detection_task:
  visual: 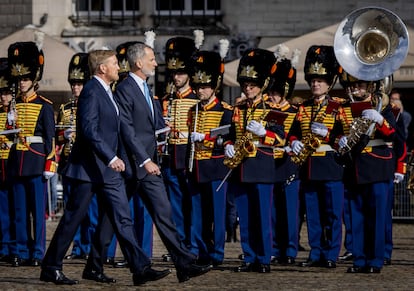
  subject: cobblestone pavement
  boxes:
[0,219,413,290]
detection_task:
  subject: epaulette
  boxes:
[221,101,233,110]
[38,95,53,104]
[331,96,347,104]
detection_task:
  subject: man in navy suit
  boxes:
[40,49,170,286]
[115,42,212,283]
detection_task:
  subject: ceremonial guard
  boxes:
[160,36,198,259]
[267,46,300,265]
[333,7,408,273]
[8,40,56,267]
[225,48,284,273]
[289,45,344,269]
[187,41,232,266]
[336,71,396,273]
[0,58,14,263]
[56,52,97,261]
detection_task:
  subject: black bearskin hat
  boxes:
[165,37,196,74]
[237,48,276,90]
[68,52,90,85]
[304,45,338,86]
[0,58,11,92]
[8,41,44,82]
[190,50,224,89]
[116,41,141,78]
[268,58,296,99]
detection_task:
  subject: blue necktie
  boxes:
[143,82,154,117]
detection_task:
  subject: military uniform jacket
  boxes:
[0,106,13,184]
[188,97,233,183]
[8,93,56,177]
[270,101,299,182]
[339,101,396,184]
[56,100,76,174]
[289,96,344,181]
[161,87,198,170]
[230,95,286,183]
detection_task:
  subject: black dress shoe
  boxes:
[299,259,321,267]
[65,254,88,260]
[31,258,42,267]
[133,266,171,285]
[346,266,365,273]
[162,253,172,262]
[365,266,381,273]
[11,256,29,267]
[286,257,296,265]
[384,258,391,265]
[256,264,271,273]
[339,252,354,261]
[82,269,116,283]
[113,260,128,268]
[104,257,115,265]
[233,262,256,272]
[40,269,78,285]
[177,263,212,283]
[325,260,336,268]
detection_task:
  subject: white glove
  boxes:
[7,111,15,125]
[64,128,74,139]
[311,122,328,137]
[246,120,266,137]
[225,144,235,158]
[190,132,205,142]
[291,140,304,155]
[43,171,55,180]
[283,146,292,153]
[362,109,384,125]
[338,136,348,150]
[394,173,404,184]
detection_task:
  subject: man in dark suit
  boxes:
[40,49,170,286]
[115,42,212,283]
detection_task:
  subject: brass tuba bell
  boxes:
[334,6,409,81]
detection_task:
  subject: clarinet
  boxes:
[68,95,76,152]
[10,82,18,143]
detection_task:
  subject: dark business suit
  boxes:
[115,74,196,269]
[41,77,150,274]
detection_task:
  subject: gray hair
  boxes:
[126,42,151,68]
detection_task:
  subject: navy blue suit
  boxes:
[115,74,196,270]
[42,77,150,274]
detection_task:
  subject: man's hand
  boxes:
[311,122,328,137]
[43,171,55,180]
[143,160,161,176]
[109,157,125,172]
[338,136,348,150]
[225,144,235,158]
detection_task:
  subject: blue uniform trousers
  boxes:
[303,180,344,262]
[384,179,394,261]
[343,188,353,254]
[272,179,300,259]
[0,185,11,256]
[189,180,226,263]
[234,182,273,265]
[162,167,189,244]
[349,181,388,268]
[12,175,47,260]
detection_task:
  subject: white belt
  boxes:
[177,132,189,139]
[366,139,386,147]
[315,144,334,152]
[24,136,44,143]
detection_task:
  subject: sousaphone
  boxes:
[334,6,409,81]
